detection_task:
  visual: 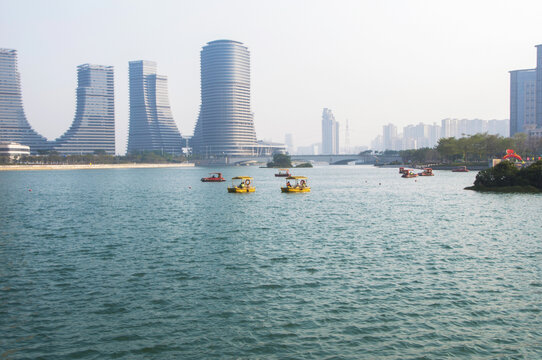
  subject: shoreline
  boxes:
[0,163,195,171]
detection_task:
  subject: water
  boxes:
[1,166,541,359]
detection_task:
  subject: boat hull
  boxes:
[228,187,255,193]
[281,187,311,193]
[201,178,225,182]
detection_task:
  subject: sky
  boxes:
[2,0,542,154]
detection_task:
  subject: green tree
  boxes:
[267,153,292,168]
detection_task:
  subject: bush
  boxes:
[473,160,542,189]
[267,153,292,168]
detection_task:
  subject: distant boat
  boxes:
[452,166,469,172]
[402,170,418,178]
[201,172,225,182]
[275,168,290,177]
[418,168,434,176]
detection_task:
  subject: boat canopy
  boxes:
[286,176,307,180]
[232,176,253,180]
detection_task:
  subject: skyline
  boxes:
[2,0,542,154]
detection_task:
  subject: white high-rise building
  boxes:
[54,64,115,155]
[321,108,339,154]
[127,60,182,154]
[382,123,398,150]
[0,49,50,153]
[192,40,258,156]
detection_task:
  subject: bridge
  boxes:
[196,154,401,166]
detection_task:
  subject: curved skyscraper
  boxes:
[0,49,50,153]
[192,40,257,156]
[127,60,182,154]
[54,64,115,155]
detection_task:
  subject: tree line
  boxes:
[398,133,542,164]
[1,150,188,165]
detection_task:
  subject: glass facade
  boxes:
[192,40,257,156]
[509,69,536,136]
[0,49,50,153]
[127,60,182,154]
[536,45,542,129]
[54,64,115,155]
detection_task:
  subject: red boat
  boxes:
[418,168,434,176]
[201,172,225,182]
[275,169,291,177]
[452,166,469,172]
[402,170,418,178]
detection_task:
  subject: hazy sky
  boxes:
[2,0,542,154]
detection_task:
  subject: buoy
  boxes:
[379,183,381,185]
[188,186,191,189]
[28,189,32,192]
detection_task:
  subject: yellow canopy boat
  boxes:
[228,176,255,193]
[281,176,310,193]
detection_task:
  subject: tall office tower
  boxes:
[510,69,536,136]
[284,133,294,154]
[192,40,257,156]
[382,123,397,150]
[344,119,350,153]
[54,64,115,154]
[127,61,182,154]
[321,108,339,154]
[0,49,50,153]
[536,45,542,129]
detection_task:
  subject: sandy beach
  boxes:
[0,163,195,171]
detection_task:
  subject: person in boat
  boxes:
[300,180,306,188]
[286,181,291,188]
[239,181,245,188]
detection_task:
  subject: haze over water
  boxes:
[1,166,541,359]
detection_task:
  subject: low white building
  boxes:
[0,142,30,159]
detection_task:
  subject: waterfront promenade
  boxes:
[0,163,194,171]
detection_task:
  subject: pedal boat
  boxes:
[227,176,255,193]
[201,172,225,182]
[401,170,418,178]
[452,166,469,172]
[418,168,434,176]
[281,176,311,193]
[275,168,291,177]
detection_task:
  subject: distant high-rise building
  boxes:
[428,123,441,147]
[536,45,542,129]
[510,70,536,137]
[382,123,397,150]
[0,49,50,153]
[510,69,537,136]
[54,64,115,155]
[127,60,182,154]
[321,108,339,154]
[284,133,294,154]
[192,40,258,156]
[510,44,542,136]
